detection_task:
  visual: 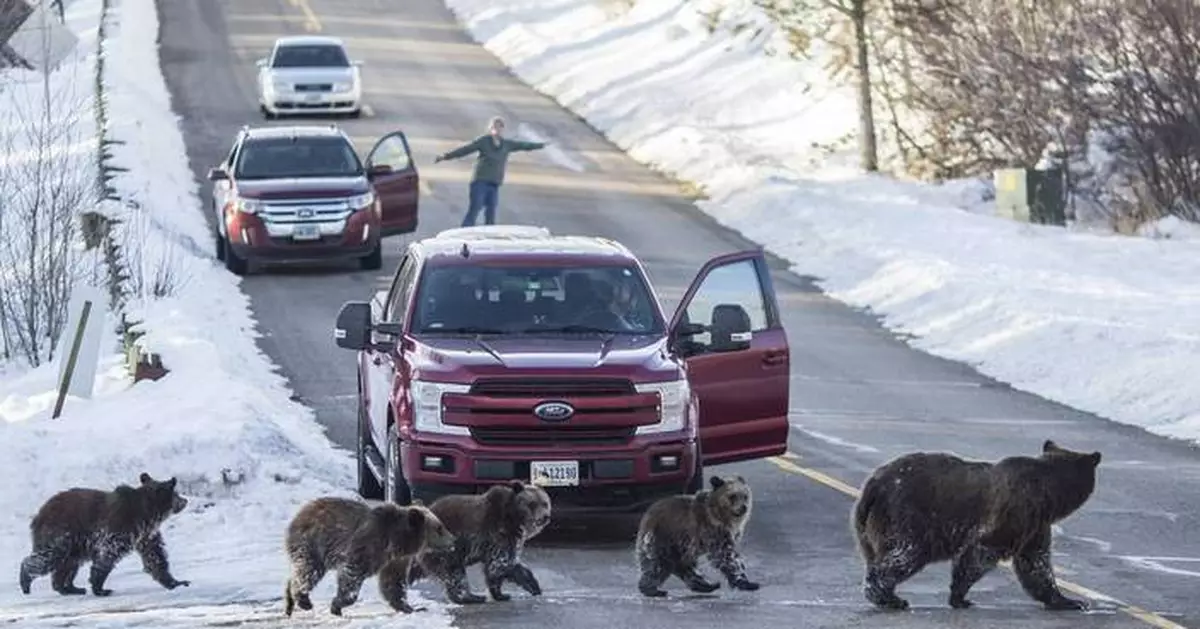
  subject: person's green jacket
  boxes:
[437,135,546,185]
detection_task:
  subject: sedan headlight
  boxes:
[271,79,290,92]
[332,81,353,93]
[232,196,263,215]
[635,379,689,435]
[411,381,471,436]
[348,191,375,209]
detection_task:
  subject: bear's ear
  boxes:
[167,477,177,490]
[709,476,724,490]
[509,480,525,494]
[139,472,153,485]
[1089,451,1102,467]
[1042,440,1059,454]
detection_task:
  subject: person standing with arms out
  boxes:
[434,116,547,227]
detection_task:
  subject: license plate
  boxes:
[292,224,320,240]
[304,92,323,102]
[530,461,579,487]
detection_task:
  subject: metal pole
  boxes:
[52,300,91,419]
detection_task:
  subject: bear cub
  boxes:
[635,475,760,597]
[283,496,454,617]
[406,480,552,605]
[19,472,190,597]
[852,439,1102,611]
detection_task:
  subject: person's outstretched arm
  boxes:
[436,137,483,162]
[507,139,546,152]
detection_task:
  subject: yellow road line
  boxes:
[287,0,321,32]
[766,454,1188,628]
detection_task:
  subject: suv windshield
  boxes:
[271,44,349,68]
[412,264,664,335]
[234,136,362,179]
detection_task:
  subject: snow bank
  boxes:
[0,0,452,625]
[442,0,1200,442]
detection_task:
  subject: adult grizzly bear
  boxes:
[634,475,759,597]
[406,480,552,605]
[283,497,454,617]
[852,440,1102,611]
[18,473,190,597]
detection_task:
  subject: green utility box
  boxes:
[993,167,1066,226]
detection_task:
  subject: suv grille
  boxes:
[470,378,635,397]
[470,427,635,446]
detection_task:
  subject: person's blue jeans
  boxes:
[462,180,500,226]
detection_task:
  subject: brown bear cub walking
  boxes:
[19,473,190,597]
[283,496,454,617]
[406,480,552,605]
[852,440,1102,611]
[635,475,760,597]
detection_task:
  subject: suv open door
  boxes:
[365,131,419,236]
[669,250,790,466]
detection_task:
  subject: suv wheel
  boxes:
[214,230,226,261]
[359,241,383,271]
[224,237,249,276]
[259,103,276,120]
[383,423,412,505]
[356,391,383,500]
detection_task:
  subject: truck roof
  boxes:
[418,226,639,266]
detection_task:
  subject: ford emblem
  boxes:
[298,208,314,218]
[533,401,574,422]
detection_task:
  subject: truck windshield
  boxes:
[412,264,664,335]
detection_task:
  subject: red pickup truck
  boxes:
[333,225,790,513]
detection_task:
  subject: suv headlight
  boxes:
[635,379,689,435]
[411,381,470,436]
[232,196,263,215]
[348,190,375,209]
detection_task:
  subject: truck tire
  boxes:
[383,423,412,505]
[356,393,383,500]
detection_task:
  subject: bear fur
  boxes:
[283,496,454,617]
[852,439,1102,611]
[18,472,190,597]
[634,475,759,597]
[405,480,552,605]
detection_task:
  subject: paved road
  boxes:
[158,0,1200,627]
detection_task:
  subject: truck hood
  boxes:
[410,334,682,382]
[234,176,369,199]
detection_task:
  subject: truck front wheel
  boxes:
[355,393,383,500]
[384,423,413,505]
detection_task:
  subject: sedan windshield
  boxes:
[234,137,363,179]
[412,264,664,335]
[271,44,349,68]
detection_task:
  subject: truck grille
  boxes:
[293,83,332,92]
[470,378,635,397]
[470,427,635,446]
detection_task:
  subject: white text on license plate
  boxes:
[530,461,579,487]
[292,224,320,240]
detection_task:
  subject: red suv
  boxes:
[333,225,790,512]
[206,124,420,275]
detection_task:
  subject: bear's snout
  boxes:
[172,495,188,514]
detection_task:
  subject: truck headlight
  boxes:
[635,380,689,435]
[348,190,375,209]
[411,381,470,436]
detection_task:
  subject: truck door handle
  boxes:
[762,350,787,366]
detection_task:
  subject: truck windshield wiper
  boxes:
[522,324,619,334]
[424,325,507,335]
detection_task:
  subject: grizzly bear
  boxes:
[852,440,1102,611]
[405,480,552,604]
[634,475,760,597]
[283,496,455,617]
[18,472,190,597]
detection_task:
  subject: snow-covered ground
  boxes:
[443,0,1200,443]
[0,1,452,626]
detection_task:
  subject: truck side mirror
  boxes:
[708,304,752,352]
[334,301,372,350]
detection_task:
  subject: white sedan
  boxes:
[256,35,363,118]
